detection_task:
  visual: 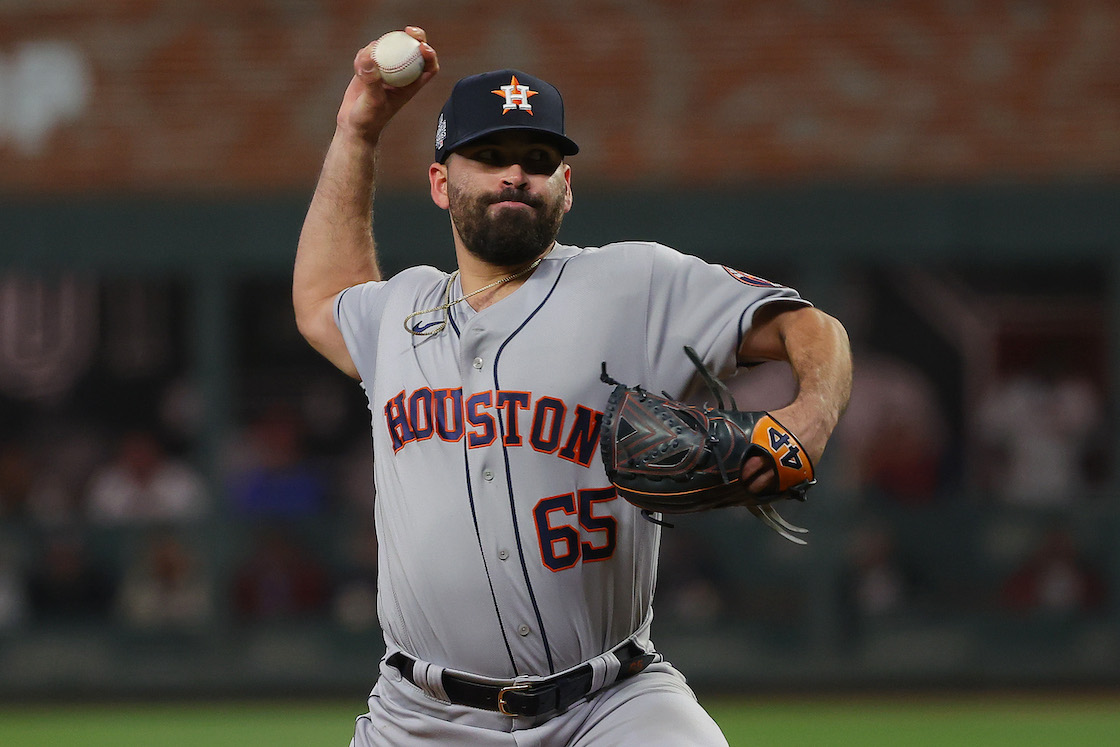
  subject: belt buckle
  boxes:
[497,681,532,716]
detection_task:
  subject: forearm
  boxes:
[294,128,382,311]
[772,308,853,462]
[733,306,851,496]
[291,128,382,375]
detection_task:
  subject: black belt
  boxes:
[387,641,656,718]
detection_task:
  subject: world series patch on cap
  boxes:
[434,69,579,163]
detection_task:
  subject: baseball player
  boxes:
[293,27,852,746]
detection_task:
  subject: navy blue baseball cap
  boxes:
[434,69,579,163]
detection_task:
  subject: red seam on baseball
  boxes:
[374,44,422,73]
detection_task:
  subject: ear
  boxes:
[561,163,573,214]
[430,163,449,210]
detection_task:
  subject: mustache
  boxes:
[487,189,543,208]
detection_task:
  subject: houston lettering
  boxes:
[384,387,603,467]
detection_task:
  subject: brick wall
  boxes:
[1,0,1118,193]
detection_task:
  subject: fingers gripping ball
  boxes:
[372,31,424,87]
[599,346,816,544]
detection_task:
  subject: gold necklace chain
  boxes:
[403,250,550,337]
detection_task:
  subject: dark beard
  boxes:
[449,185,566,267]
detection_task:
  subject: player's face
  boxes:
[442,133,572,268]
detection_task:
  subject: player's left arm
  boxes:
[736,302,853,494]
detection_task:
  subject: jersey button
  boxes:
[498,549,509,561]
[518,624,531,637]
[483,469,494,481]
[472,357,484,370]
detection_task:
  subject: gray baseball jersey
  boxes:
[334,240,806,680]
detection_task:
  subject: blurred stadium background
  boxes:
[1,0,1119,717]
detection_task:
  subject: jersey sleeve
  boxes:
[333,279,391,380]
[638,242,809,388]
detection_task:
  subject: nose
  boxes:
[500,162,529,189]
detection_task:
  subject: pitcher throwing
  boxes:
[293,26,853,746]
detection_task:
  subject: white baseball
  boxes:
[372,31,424,87]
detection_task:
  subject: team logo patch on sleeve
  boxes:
[722,266,782,288]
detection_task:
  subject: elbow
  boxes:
[807,308,853,368]
[292,300,360,380]
[292,290,335,349]
[778,307,854,381]
[294,314,318,348]
[292,283,360,379]
[792,306,848,343]
[819,308,850,348]
[292,294,317,343]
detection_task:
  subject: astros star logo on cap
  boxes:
[492,74,537,115]
[433,69,579,163]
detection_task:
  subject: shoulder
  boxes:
[334,265,452,341]
[349,265,449,290]
[384,265,450,290]
[565,240,679,258]
[338,266,448,306]
[559,240,684,269]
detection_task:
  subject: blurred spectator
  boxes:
[25,532,116,622]
[116,532,212,630]
[23,423,105,526]
[655,527,732,626]
[233,527,330,621]
[839,523,927,640]
[336,439,376,520]
[332,521,379,632]
[1000,528,1106,617]
[0,442,36,519]
[977,354,1104,507]
[227,405,328,517]
[832,352,949,505]
[0,539,28,630]
[85,430,208,524]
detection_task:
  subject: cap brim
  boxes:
[439,125,579,163]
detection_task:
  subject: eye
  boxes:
[524,148,561,173]
[472,148,500,164]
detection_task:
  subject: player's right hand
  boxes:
[337,26,439,142]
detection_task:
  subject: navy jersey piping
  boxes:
[335,286,353,321]
[490,256,572,676]
[460,437,519,673]
[446,273,464,338]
